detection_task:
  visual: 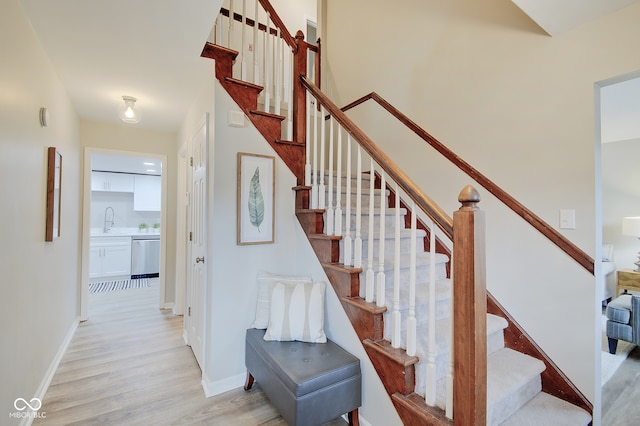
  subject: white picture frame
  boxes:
[237,152,275,245]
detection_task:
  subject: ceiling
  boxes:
[17,0,640,135]
[18,0,221,132]
[92,153,162,175]
[511,0,640,35]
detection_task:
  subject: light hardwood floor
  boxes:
[35,280,347,425]
[602,346,640,425]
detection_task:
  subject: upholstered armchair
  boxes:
[606,293,640,354]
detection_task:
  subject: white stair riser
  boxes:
[399,327,507,392]
[339,233,428,260]
[359,263,449,290]
[325,189,390,209]
[331,211,409,234]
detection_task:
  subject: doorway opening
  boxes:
[595,69,640,422]
[81,148,168,320]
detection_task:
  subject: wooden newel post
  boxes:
[293,30,307,144]
[453,185,487,426]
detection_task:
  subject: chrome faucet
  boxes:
[103,207,115,233]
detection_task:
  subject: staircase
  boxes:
[200,3,593,423]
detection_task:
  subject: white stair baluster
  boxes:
[311,99,319,209]
[343,135,353,266]
[407,202,417,357]
[391,184,401,348]
[240,0,247,80]
[252,0,259,84]
[365,159,375,302]
[326,116,335,235]
[425,217,437,405]
[354,147,363,269]
[213,14,221,44]
[274,28,282,114]
[376,172,386,307]
[446,254,454,419]
[334,127,343,237]
[318,106,326,210]
[228,0,235,51]
[286,48,293,140]
[304,91,311,187]
[264,12,271,112]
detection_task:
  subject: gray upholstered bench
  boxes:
[244,328,362,426]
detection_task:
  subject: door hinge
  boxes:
[190,157,193,166]
[188,306,191,316]
[189,231,192,241]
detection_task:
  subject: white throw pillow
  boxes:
[263,281,327,343]
[251,271,313,329]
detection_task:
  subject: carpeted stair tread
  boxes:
[487,314,509,336]
[499,392,591,425]
[487,348,546,425]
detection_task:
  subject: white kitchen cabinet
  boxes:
[91,171,134,192]
[89,236,132,279]
[134,174,161,211]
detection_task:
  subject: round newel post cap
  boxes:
[458,185,480,208]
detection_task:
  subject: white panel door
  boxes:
[188,114,208,370]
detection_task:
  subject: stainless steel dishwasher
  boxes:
[131,235,160,279]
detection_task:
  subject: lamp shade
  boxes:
[622,217,640,237]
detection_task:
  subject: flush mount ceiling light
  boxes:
[118,96,142,124]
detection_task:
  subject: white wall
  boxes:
[0,0,81,422]
[179,77,402,424]
[80,120,178,304]
[321,0,640,407]
[90,191,161,231]
[220,0,317,39]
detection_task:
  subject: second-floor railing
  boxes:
[210,0,319,143]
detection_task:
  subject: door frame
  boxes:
[80,147,168,321]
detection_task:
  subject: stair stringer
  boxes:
[201,42,305,185]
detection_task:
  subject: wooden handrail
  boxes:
[301,76,454,239]
[257,0,296,49]
[340,92,595,275]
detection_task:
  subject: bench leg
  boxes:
[244,371,255,391]
[348,408,359,426]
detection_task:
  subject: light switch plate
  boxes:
[559,209,576,229]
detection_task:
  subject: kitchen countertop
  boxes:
[90,227,161,238]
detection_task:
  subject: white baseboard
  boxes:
[201,371,246,398]
[160,302,174,310]
[19,317,79,426]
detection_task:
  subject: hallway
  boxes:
[33,280,324,425]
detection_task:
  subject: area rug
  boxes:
[601,315,636,384]
[89,278,150,294]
